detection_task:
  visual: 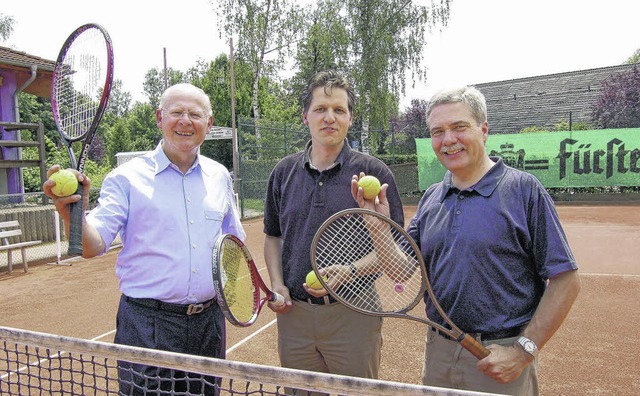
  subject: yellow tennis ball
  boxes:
[49,169,79,197]
[357,175,381,200]
[306,270,327,290]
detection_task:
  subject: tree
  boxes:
[591,65,640,129]
[105,119,133,167]
[347,0,451,154]
[389,99,428,154]
[214,0,303,123]
[107,79,132,118]
[0,14,14,42]
[288,0,350,99]
[143,68,186,108]
[627,48,640,64]
[291,1,450,154]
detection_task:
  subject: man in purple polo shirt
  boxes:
[263,70,404,394]
[359,86,581,395]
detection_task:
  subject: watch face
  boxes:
[524,341,535,353]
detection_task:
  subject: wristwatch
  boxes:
[516,336,539,357]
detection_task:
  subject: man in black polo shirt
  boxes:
[263,70,404,392]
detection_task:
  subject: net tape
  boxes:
[0,326,492,396]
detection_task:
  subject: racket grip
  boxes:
[270,292,286,308]
[67,185,84,256]
[460,334,491,359]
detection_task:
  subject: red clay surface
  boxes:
[1,204,638,395]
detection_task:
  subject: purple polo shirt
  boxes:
[264,139,405,302]
[407,157,578,333]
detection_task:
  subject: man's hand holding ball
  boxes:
[48,169,79,197]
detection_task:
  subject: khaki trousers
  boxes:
[277,300,383,396]
[422,327,539,396]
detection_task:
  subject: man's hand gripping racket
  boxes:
[311,208,490,360]
[212,234,285,327]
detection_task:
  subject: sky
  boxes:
[2,0,639,111]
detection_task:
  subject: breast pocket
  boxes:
[205,209,225,248]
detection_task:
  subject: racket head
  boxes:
[51,23,114,148]
[311,208,426,315]
[212,234,260,327]
[311,208,491,360]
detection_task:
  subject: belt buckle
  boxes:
[306,296,332,305]
[187,303,204,315]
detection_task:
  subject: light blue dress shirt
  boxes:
[87,142,245,304]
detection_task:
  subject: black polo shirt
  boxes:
[264,139,405,302]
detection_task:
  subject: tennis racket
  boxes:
[211,234,285,327]
[310,208,490,359]
[51,23,114,256]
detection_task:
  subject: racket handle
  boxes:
[67,185,84,256]
[270,292,286,308]
[460,333,491,359]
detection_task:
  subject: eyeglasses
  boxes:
[163,109,209,122]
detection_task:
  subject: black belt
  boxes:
[125,296,215,316]
[293,295,338,305]
[434,325,523,342]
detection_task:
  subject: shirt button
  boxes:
[192,268,197,273]
[189,219,194,224]
[319,182,324,186]
[456,210,461,215]
[459,195,464,200]
[192,243,197,249]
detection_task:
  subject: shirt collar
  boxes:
[151,141,203,175]
[438,157,506,201]
[303,138,351,172]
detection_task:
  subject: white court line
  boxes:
[579,272,640,278]
[90,267,279,354]
[90,319,277,355]
[226,319,277,355]
[92,329,116,341]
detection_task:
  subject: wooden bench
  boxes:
[0,220,42,273]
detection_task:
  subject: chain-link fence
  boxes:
[234,118,421,218]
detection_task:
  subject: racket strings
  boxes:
[219,240,258,323]
[315,212,423,314]
[54,28,109,138]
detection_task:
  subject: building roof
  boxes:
[475,64,637,134]
[0,46,56,98]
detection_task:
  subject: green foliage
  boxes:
[107,79,132,117]
[0,14,14,41]
[214,0,304,120]
[105,119,133,167]
[554,120,591,131]
[518,126,549,133]
[289,0,350,95]
[201,139,233,170]
[627,48,640,64]
[344,0,451,128]
[143,68,186,108]
[375,153,417,165]
[126,102,161,151]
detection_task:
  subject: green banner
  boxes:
[416,128,640,189]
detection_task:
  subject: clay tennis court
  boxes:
[1,204,638,395]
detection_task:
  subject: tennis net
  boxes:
[0,326,493,395]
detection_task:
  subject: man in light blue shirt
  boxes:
[43,83,245,395]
